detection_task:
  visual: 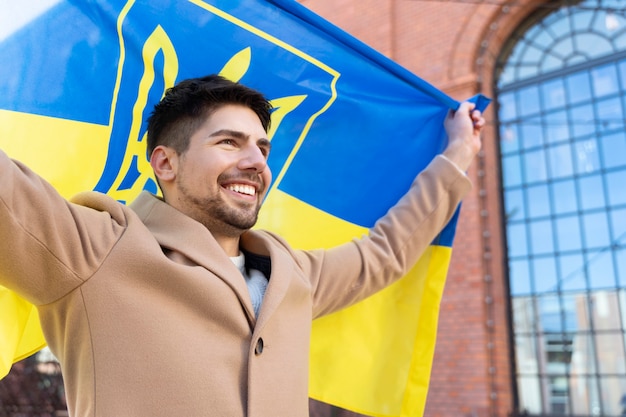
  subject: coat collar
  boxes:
[130,192,294,329]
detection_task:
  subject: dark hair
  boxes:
[146,75,272,157]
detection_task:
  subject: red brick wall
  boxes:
[299,1,549,416]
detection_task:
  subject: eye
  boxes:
[218,138,237,146]
[258,139,271,158]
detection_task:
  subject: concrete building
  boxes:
[303,0,626,416]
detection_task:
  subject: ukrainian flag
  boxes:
[0,1,489,416]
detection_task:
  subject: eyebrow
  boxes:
[209,129,248,140]
[209,129,271,151]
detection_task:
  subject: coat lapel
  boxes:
[130,192,256,321]
[240,231,295,331]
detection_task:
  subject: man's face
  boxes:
[166,104,272,237]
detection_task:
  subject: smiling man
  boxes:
[149,101,272,255]
[0,74,484,416]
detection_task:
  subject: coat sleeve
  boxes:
[298,155,472,318]
[0,150,126,305]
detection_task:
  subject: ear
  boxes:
[150,146,178,183]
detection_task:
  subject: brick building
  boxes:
[304,0,626,416]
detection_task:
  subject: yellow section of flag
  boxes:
[0,288,46,378]
[0,110,109,196]
[309,246,451,417]
[257,188,451,417]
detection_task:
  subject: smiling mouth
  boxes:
[225,184,256,197]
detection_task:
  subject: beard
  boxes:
[176,174,264,237]
[204,194,260,231]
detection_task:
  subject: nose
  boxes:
[239,143,267,173]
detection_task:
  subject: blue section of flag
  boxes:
[0,3,119,124]
[0,0,489,245]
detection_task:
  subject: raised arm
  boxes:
[304,104,485,317]
[0,150,125,305]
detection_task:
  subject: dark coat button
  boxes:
[255,338,264,355]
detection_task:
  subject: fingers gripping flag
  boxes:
[0,1,489,415]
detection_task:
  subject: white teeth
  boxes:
[227,184,256,196]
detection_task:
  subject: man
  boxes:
[0,75,484,416]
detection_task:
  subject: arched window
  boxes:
[496,1,626,415]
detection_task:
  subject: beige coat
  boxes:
[0,150,470,416]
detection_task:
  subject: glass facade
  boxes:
[496,1,626,415]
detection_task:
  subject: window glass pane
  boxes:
[546,374,569,414]
[619,59,626,89]
[592,63,619,98]
[612,209,626,243]
[545,110,569,144]
[552,180,578,214]
[550,36,574,64]
[538,295,562,332]
[583,212,610,249]
[607,169,626,206]
[498,91,517,122]
[599,377,626,417]
[569,375,600,415]
[600,131,626,169]
[559,253,587,292]
[571,334,597,375]
[571,9,593,31]
[621,289,626,332]
[574,139,601,174]
[526,184,550,218]
[548,143,573,178]
[616,32,626,52]
[500,123,520,154]
[515,334,539,374]
[617,248,626,287]
[520,48,542,78]
[518,64,538,81]
[562,293,589,331]
[556,216,582,252]
[502,154,523,187]
[518,85,541,116]
[512,296,536,331]
[578,174,605,210]
[542,78,566,110]
[521,117,544,149]
[498,65,515,87]
[505,188,526,221]
[544,12,568,37]
[570,103,596,138]
[517,375,542,414]
[596,332,626,374]
[543,333,571,374]
[591,291,622,331]
[595,8,623,33]
[539,54,563,72]
[510,258,532,295]
[524,149,548,183]
[530,219,554,255]
[566,71,592,104]
[579,33,612,60]
[533,256,558,293]
[588,249,617,290]
[508,223,529,257]
[596,96,623,132]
